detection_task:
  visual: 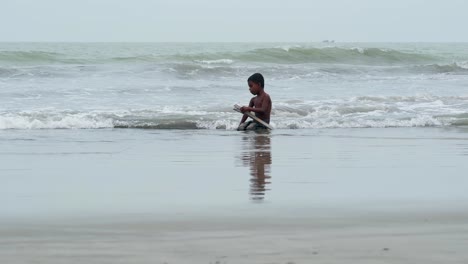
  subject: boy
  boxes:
[237,73,272,130]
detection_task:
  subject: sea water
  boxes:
[2,42,468,217]
[1,42,468,130]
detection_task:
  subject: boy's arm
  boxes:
[239,98,255,124]
[241,95,270,114]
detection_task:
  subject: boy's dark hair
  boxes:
[248,73,264,88]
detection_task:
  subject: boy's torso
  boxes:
[253,93,272,123]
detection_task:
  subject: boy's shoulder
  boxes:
[255,92,271,98]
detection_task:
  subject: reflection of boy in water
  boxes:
[250,133,271,200]
[238,73,272,130]
[241,133,271,200]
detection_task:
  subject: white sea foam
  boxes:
[0,113,114,129]
[272,115,444,129]
[194,59,234,65]
[351,47,366,54]
[1,94,467,130]
[0,114,460,130]
[458,61,468,69]
[277,45,302,52]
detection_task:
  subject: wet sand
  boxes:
[1,211,468,264]
[2,127,468,263]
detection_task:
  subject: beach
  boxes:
[2,42,468,263]
[2,127,468,263]
[2,211,468,264]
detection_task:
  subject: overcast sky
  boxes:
[1,0,466,42]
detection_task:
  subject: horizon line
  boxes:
[1,40,468,44]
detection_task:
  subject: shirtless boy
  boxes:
[238,73,272,130]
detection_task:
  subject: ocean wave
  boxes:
[163,64,240,78]
[1,112,465,130]
[0,65,77,78]
[111,54,162,63]
[0,51,86,64]
[0,47,440,66]
[273,116,444,129]
[2,95,468,130]
[0,67,20,77]
[409,63,468,74]
[0,112,114,129]
[350,95,468,103]
[194,59,234,65]
[155,62,468,81]
[234,47,437,65]
[2,62,467,81]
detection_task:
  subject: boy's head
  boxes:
[247,73,264,95]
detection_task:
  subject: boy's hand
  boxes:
[240,106,248,113]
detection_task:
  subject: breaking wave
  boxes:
[2,95,468,130]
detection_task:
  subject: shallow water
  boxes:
[3,126,468,263]
[2,127,468,222]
